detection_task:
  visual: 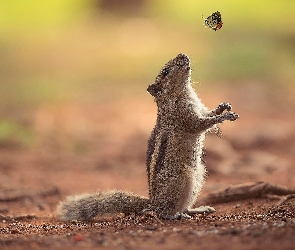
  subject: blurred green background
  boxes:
[0,0,295,148]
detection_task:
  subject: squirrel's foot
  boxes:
[161,212,192,220]
[141,209,164,224]
[186,206,216,214]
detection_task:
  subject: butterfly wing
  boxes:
[204,11,223,31]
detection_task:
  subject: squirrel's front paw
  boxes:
[223,112,239,121]
[215,102,232,115]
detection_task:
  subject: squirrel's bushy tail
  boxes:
[57,190,149,221]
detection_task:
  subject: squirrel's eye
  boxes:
[161,67,170,76]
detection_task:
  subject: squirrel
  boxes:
[57,53,239,221]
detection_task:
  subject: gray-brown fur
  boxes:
[56,53,238,221]
[57,191,149,221]
[146,53,238,218]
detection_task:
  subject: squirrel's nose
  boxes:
[177,53,189,60]
[175,53,190,67]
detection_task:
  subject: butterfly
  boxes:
[204,11,223,31]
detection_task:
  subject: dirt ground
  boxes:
[1,86,295,250]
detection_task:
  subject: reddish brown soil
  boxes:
[1,87,295,250]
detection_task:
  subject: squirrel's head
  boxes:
[147,53,191,100]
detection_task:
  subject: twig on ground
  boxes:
[0,187,60,202]
[277,194,295,206]
[196,182,295,207]
[0,214,37,222]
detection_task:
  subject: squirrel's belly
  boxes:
[191,166,205,205]
[177,166,205,212]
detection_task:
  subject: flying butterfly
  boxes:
[204,11,223,31]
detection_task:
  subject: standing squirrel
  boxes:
[57,53,239,221]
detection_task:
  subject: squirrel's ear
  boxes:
[147,83,161,97]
